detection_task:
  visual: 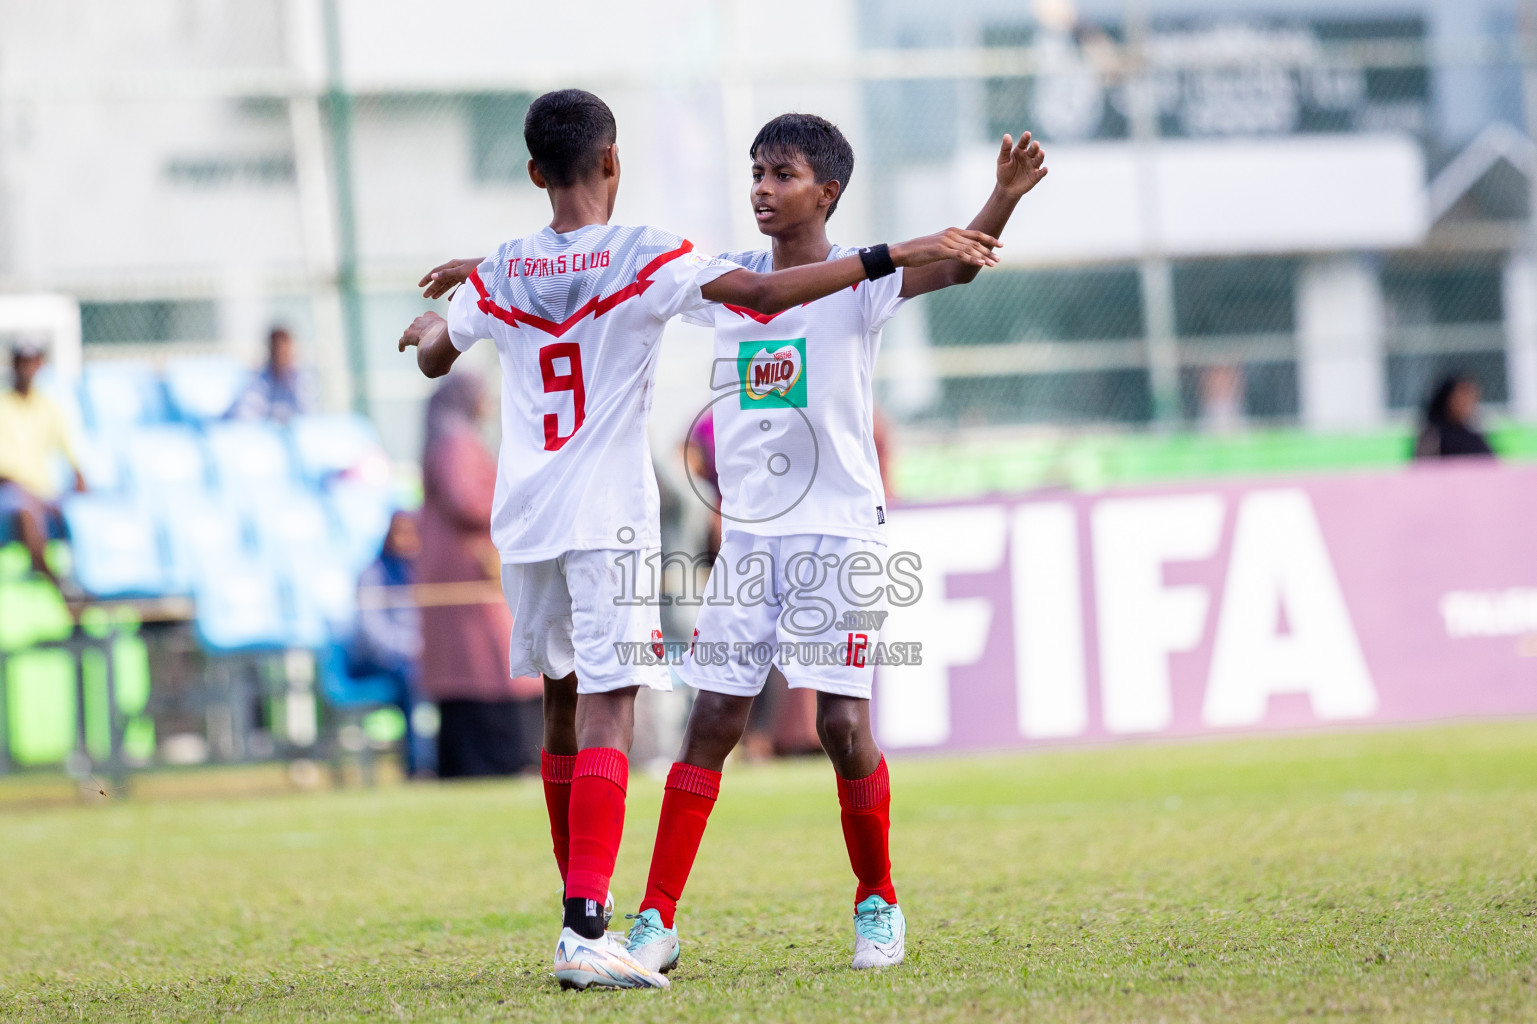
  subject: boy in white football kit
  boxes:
[620,114,1049,975]
[401,90,1002,991]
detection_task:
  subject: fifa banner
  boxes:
[872,461,1537,751]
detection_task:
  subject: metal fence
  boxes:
[857,5,1533,434]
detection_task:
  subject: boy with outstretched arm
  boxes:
[620,113,1048,974]
[400,89,1002,991]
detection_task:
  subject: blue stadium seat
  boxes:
[242,485,355,648]
[314,640,405,785]
[316,642,399,709]
[159,493,250,595]
[73,434,125,494]
[248,486,334,564]
[36,366,88,444]
[326,479,396,571]
[60,494,168,598]
[289,413,390,488]
[192,557,289,653]
[281,551,359,649]
[164,356,249,422]
[80,362,167,431]
[120,424,210,500]
[205,421,295,498]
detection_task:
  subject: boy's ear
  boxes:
[527,159,548,190]
[819,178,841,213]
[602,143,620,178]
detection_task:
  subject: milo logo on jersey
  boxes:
[738,338,807,409]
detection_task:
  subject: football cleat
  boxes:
[851,894,906,969]
[553,927,671,990]
[624,908,681,974]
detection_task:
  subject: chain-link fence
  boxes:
[3,0,1536,461]
[859,4,1532,440]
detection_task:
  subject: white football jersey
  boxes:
[685,246,905,542]
[448,224,735,562]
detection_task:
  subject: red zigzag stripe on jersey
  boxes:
[723,278,859,324]
[470,240,695,338]
[723,303,787,324]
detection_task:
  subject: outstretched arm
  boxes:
[419,258,483,300]
[411,221,1007,314]
[900,130,1048,299]
[701,227,1001,314]
[406,222,1004,331]
[394,259,484,378]
[398,313,460,378]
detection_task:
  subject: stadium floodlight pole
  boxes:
[1125,0,1181,428]
[1525,1,1537,218]
[1518,0,1537,421]
[319,0,370,416]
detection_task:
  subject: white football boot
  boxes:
[553,928,671,990]
[625,908,681,974]
[851,895,906,969]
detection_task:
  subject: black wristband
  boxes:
[859,243,897,280]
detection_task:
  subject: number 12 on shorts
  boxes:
[845,632,868,668]
[540,342,586,451]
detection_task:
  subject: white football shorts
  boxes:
[500,549,672,695]
[677,531,890,700]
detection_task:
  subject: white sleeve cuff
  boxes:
[446,284,487,351]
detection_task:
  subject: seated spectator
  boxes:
[350,510,435,778]
[1414,373,1494,460]
[0,339,84,596]
[227,326,316,422]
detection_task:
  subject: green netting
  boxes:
[894,425,1537,500]
[1488,424,1537,461]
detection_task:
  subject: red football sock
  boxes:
[540,750,576,882]
[565,747,629,904]
[836,755,897,906]
[639,762,722,928]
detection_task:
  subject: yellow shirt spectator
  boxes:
[0,387,77,500]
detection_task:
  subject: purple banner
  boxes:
[872,461,1537,750]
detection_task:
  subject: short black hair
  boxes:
[1424,372,1476,426]
[750,113,855,221]
[523,89,618,188]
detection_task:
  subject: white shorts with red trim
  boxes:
[500,549,671,696]
[676,532,888,700]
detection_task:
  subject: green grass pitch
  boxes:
[2,721,1535,1021]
